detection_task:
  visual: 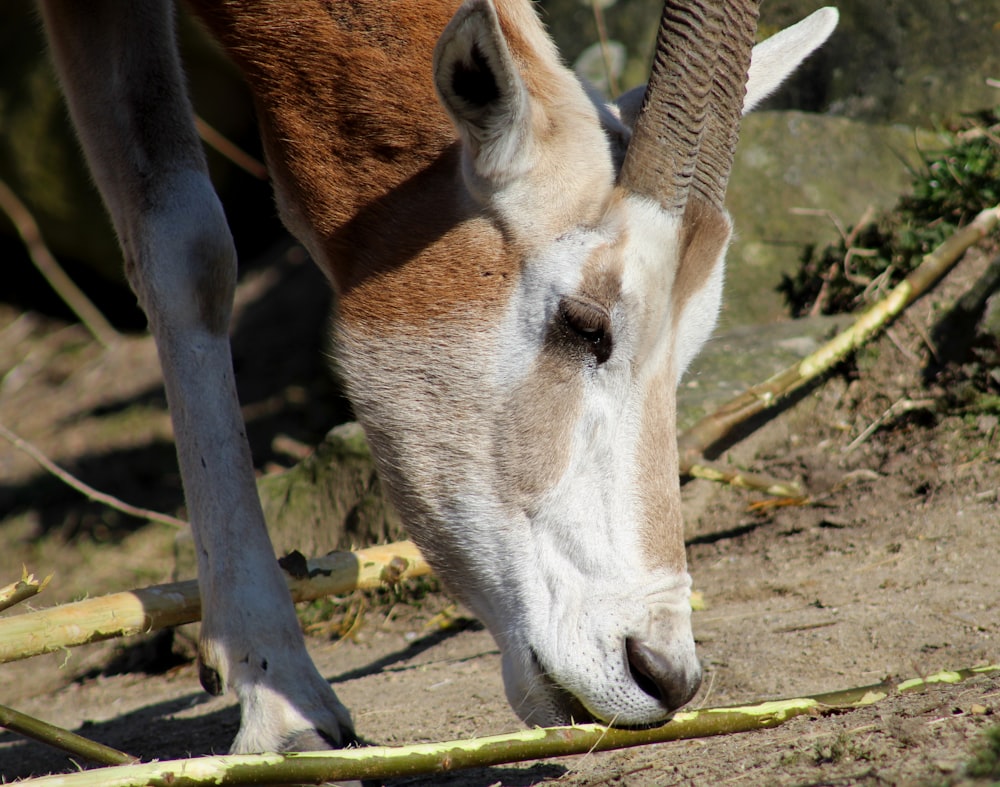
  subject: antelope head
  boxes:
[335,0,837,727]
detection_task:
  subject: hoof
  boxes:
[198,657,224,697]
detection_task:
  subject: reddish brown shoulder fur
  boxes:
[192,0,519,321]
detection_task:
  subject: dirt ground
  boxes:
[0,240,998,785]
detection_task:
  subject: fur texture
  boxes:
[41,0,838,748]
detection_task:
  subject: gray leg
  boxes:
[39,0,354,753]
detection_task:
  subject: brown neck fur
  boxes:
[190,0,517,320]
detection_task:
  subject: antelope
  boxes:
[39,0,836,754]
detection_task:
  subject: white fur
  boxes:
[486,207,699,724]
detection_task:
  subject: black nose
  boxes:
[625,637,702,711]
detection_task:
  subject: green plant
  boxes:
[964,724,1000,781]
[780,108,1000,318]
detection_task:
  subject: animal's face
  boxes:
[335,0,836,727]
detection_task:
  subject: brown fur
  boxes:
[672,197,732,326]
[637,359,686,573]
[192,1,512,310]
[190,0,613,336]
[497,352,581,510]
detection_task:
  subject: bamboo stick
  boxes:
[0,541,431,665]
[685,459,804,498]
[678,203,1000,468]
[0,704,135,767]
[12,665,998,786]
[0,568,51,614]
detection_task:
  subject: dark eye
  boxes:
[559,297,613,365]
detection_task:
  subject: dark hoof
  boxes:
[197,657,224,696]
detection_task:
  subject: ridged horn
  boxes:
[691,0,759,210]
[620,0,759,214]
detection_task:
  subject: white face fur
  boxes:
[336,1,838,727]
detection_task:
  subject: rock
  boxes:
[724,111,948,326]
[545,0,1000,125]
[757,0,1000,126]
[258,422,404,558]
[678,314,854,431]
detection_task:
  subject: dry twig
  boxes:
[843,397,938,453]
[0,179,119,348]
[0,422,188,530]
[791,205,878,317]
[590,0,621,98]
[193,115,268,180]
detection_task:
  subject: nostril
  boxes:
[625,637,665,702]
[625,637,701,710]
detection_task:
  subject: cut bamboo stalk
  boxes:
[0,541,431,665]
[0,568,51,614]
[0,703,135,767]
[12,665,998,787]
[685,459,804,498]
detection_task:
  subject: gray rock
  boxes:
[757,0,1000,125]
[257,422,405,559]
[546,0,1000,125]
[724,111,948,326]
[678,314,854,431]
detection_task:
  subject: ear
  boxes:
[743,7,839,114]
[612,84,646,136]
[434,0,534,188]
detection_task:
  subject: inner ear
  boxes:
[434,1,524,135]
[451,42,500,108]
[433,0,533,185]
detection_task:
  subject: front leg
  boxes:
[181,338,357,753]
[39,0,353,753]
[160,282,354,754]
